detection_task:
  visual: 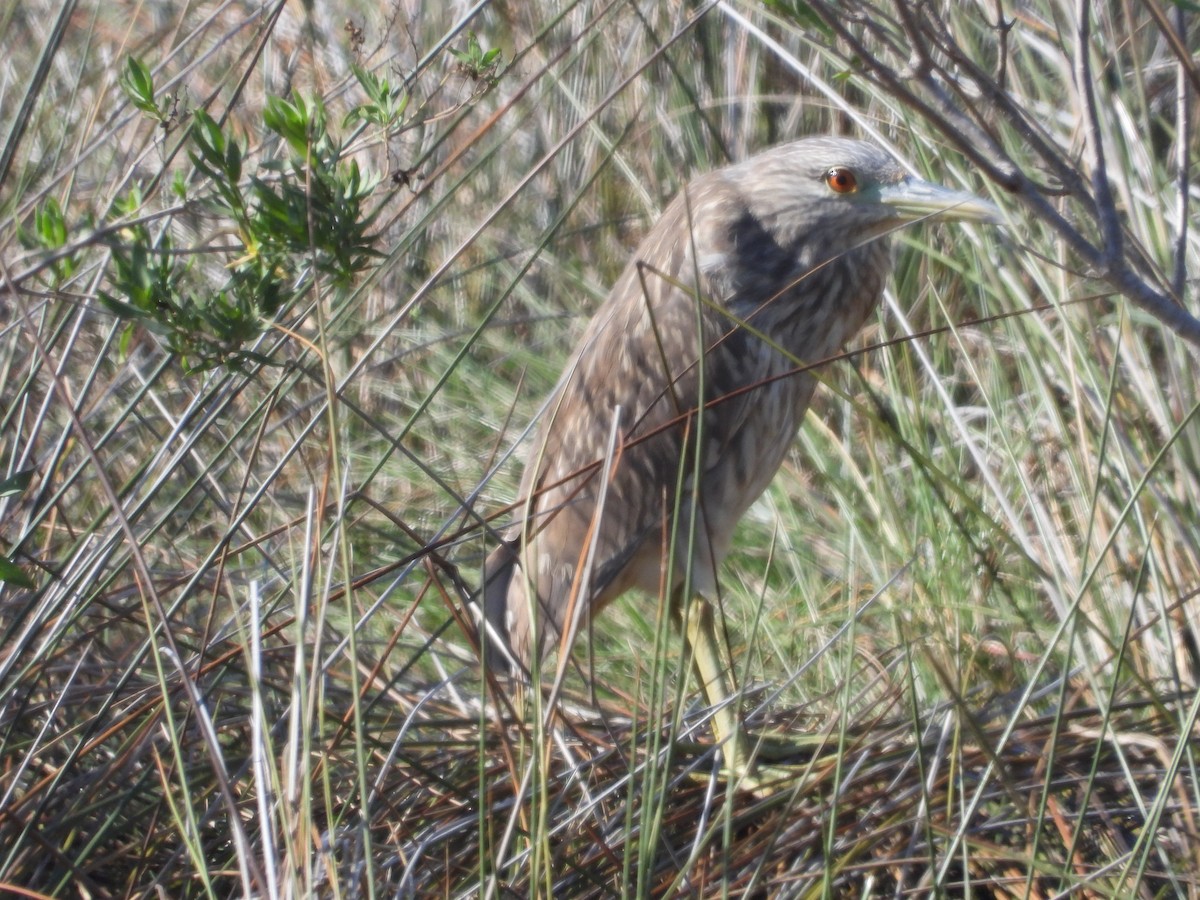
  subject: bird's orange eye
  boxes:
[825,166,858,194]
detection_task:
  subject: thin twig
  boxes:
[1172,1,1191,301]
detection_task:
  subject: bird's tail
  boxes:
[479,539,522,674]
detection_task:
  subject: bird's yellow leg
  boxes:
[679,595,810,793]
[679,595,754,784]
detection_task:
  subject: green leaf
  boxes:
[225,139,243,184]
[118,321,136,358]
[0,469,33,499]
[113,185,144,217]
[450,32,502,80]
[762,0,833,36]
[190,109,227,169]
[98,290,152,322]
[351,63,382,100]
[347,64,409,130]
[119,56,160,117]
[0,556,34,589]
[264,94,317,155]
[36,198,68,248]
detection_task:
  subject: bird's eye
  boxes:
[825,166,858,194]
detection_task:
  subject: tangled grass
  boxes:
[1,0,1198,896]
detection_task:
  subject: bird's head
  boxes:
[728,136,1000,249]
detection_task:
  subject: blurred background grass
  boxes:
[1,0,1198,896]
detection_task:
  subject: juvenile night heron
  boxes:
[480,136,998,779]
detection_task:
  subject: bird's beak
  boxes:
[876,178,1002,224]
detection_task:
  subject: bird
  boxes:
[478,136,999,780]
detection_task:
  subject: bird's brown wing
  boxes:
[483,173,763,668]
